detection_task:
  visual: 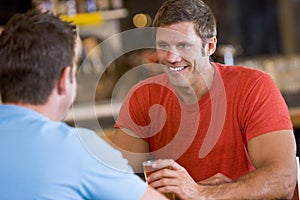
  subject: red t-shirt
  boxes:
[115,63,292,181]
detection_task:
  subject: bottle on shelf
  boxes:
[96,0,110,10]
[110,0,123,9]
[76,0,87,13]
[86,0,97,12]
[67,0,77,15]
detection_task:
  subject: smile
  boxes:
[169,66,187,71]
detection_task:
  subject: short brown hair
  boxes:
[153,0,217,47]
[0,10,76,104]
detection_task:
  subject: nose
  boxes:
[165,50,181,63]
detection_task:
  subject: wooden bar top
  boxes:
[290,107,300,129]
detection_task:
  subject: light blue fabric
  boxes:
[0,105,147,199]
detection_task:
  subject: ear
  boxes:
[207,37,217,56]
[57,66,71,95]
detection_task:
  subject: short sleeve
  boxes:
[240,73,293,141]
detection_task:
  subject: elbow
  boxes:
[287,178,297,200]
[280,173,297,199]
[268,164,297,199]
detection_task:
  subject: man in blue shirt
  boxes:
[0,10,166,200]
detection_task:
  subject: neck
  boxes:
[4,92,67,122]
[4,102,57,121]
[175,63,215,104]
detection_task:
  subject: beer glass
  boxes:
[142,159,176,200]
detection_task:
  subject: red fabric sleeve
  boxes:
[239,72,293,141]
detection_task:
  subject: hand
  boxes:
[147,160,201,200]
[197,173,233,185]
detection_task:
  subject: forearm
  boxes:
[111,129,150,173]
[198,130,298,200]
[199,166,296,200]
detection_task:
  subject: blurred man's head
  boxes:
[0,10,77,105]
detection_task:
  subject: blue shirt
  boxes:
[0,105,147,199]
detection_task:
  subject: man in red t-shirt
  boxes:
[112,0,297,199]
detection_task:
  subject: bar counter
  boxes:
[290,107,300,129]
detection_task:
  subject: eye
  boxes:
[156,42,169,50]
[177,42,191,50]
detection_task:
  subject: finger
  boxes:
[147,168,178,183]
[198,173,233,185]
[198,175,220,185]
[213,173,233,183]
[167,160,186,171]
[153,181,191,200]
[150,159,184,171]
[155,184,178,194]
[149,177,178,191]
[151,159,175,169]
[152,159,186,172]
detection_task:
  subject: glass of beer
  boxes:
[142,159,176,200]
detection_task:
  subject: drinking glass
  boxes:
[143,159,176,200]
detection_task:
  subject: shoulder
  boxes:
[76,128,134,173]
[214,62,274,88]
[41,123,133,172]
[215,62,268,78]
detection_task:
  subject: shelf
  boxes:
[101,8,128,20]
[60,8,128,26]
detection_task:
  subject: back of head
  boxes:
[0,10,76,104]
[153,0,217,44]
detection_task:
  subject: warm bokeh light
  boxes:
[133,13,151,28]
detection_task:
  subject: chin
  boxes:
[170,80,191,88]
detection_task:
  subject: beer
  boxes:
[142,159,176,200]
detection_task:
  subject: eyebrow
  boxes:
[177,41,191,45]
[156,40,192,47]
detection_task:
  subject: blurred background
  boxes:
[0,0,300,153]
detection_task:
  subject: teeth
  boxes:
[169,66,185,71]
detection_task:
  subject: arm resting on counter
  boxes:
[199,130,297,199]
[146,130,297,200]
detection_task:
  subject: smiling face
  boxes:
[156,21,216,94]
